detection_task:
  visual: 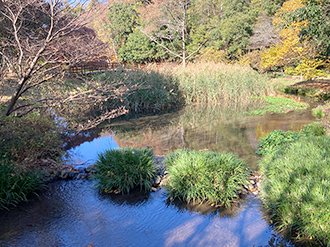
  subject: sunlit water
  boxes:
[67,105,317,170]
[0,180,293,247]
[0,106,317,246]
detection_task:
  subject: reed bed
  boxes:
[171,62,273,107]
[93,62,273,113]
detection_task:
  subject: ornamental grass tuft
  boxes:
[0,160,41,210]
[165,149,249,207]
[93,147,156,194]
[259,136,330,245]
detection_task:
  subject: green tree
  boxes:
[295,0,330,57]
[118,29,166,63]
[105,1,139,47]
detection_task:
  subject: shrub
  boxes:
[93,70,183,113]
[259,136,330,245]
[165,149,249,207]
[257,123,326,156]
[256,130,300,156]
[0,114,64,164]
[312,106,326,119]
[299,122,326,137]
[0,160,41,210]
[93,147,156,194]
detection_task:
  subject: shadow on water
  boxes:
[0,180,294,247]
[3,105,315,246]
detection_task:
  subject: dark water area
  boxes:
[0,180,294,247]
[0,106,317,246]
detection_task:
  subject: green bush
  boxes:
[0,114,64,164]
[165,149,249,207]
[256,130,301,156]
[312,106,326,119]
[300,122,326,137]
[257,123,326,156]
[94,70,183,113]
[0,160,41,210]
[259,136,330,245]
[93,147,156,194]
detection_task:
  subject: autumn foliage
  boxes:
[260,0,326,79]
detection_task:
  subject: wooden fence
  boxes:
[68,63,146,74]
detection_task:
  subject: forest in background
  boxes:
[87,0,329,79]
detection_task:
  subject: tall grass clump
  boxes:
[259,136,330,245]
[94,70,183,113]
[171,62,273,107]
[165,149,249,206]
[0,160,41,210]
[93,147,156,194]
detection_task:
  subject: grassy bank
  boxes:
[248,96,309,115]
[165,149,249,206]
[0,160,42,210]
[259,136,330,245]
[258,126,329,245]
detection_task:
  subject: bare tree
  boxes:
[0,0,124,121]
[140,0,207,67]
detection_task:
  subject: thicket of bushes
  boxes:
[0,114,64,164]
[0,114,64,210]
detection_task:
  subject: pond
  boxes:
[0,105,317,246]
[66,105,317,171]
[0,180,293,247]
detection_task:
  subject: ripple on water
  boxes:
[0,180,294,247]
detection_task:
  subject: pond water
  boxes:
[66,105,317,171]
[0,106,317,246]
[0,180,293,247]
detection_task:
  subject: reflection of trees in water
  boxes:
[63,129,100,151]
[101,105,315,170]
[108,106,257,166]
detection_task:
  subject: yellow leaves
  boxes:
[293,59,327,80]
[260,0,322,79]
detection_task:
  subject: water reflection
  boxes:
[0,181,294,247]
[106,105,317,170]
[66,133,119,168]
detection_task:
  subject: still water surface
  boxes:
[0,106,317,246]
